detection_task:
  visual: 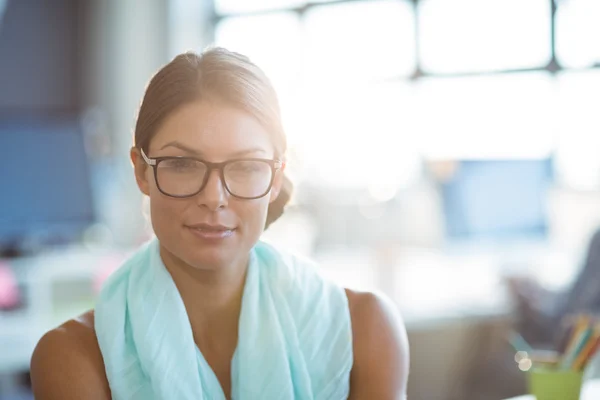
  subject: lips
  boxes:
[185,223,236,241]
[187,223,235,231]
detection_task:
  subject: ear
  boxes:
[130,147,151,196]
[269,164,285,204]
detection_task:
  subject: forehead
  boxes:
[150,100,274,158]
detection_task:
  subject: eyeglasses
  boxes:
[140,148,284,200]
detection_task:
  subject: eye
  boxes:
[231,163,260,172]
[161,158,201,171]
[228,161,268,174]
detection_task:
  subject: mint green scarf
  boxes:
[95,238,353,399]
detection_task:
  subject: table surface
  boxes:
[505,379,600,399]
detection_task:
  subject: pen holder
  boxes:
[528,368,584,400]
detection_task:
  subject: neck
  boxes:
[160,246,248,333]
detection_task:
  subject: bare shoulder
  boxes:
[345,289,410,400]
[30,309,111,400]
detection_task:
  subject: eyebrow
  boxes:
[159,141,269,158]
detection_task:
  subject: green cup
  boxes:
[528,368,584,400]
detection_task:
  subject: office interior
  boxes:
[1,0,600,399]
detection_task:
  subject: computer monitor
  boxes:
[0,116,95,252]
[441,158,553,240]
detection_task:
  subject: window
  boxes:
[554,70,600,189]
[304,0,415,83]
[208,0,600,193]
[419,0,551,73]
[300,81,420,189]
[215,1,420,189]
[556,0,600,68]
[414,73,556,159]
[215,12,302,96]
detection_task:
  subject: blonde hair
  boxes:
[133,48,292,228]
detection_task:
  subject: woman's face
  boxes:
[132,100,283,271]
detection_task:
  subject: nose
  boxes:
[197,169,228,210]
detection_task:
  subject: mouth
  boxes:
[185,223,236,241]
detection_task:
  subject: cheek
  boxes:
[235,198,270,235]
[149,192,186,235]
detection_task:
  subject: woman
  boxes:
[30,48,409,399]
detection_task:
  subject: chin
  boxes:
[156,232,233,271]
[182,232,241,269]
[186,249,234,270]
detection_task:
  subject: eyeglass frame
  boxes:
[139,148,285,200]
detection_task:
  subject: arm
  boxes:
[346,289,410,400]
[30,311,111,400]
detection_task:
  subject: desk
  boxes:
[505,379,600,399]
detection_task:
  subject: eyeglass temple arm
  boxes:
[140,148,156,166]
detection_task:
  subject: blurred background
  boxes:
[1,0,600,399]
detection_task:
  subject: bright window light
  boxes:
[299,81,421,189]
[414,72,556,160]
[419,0,551,73]
[556,0,600,68]
[554,70,600,189]
[304,0,416,82]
